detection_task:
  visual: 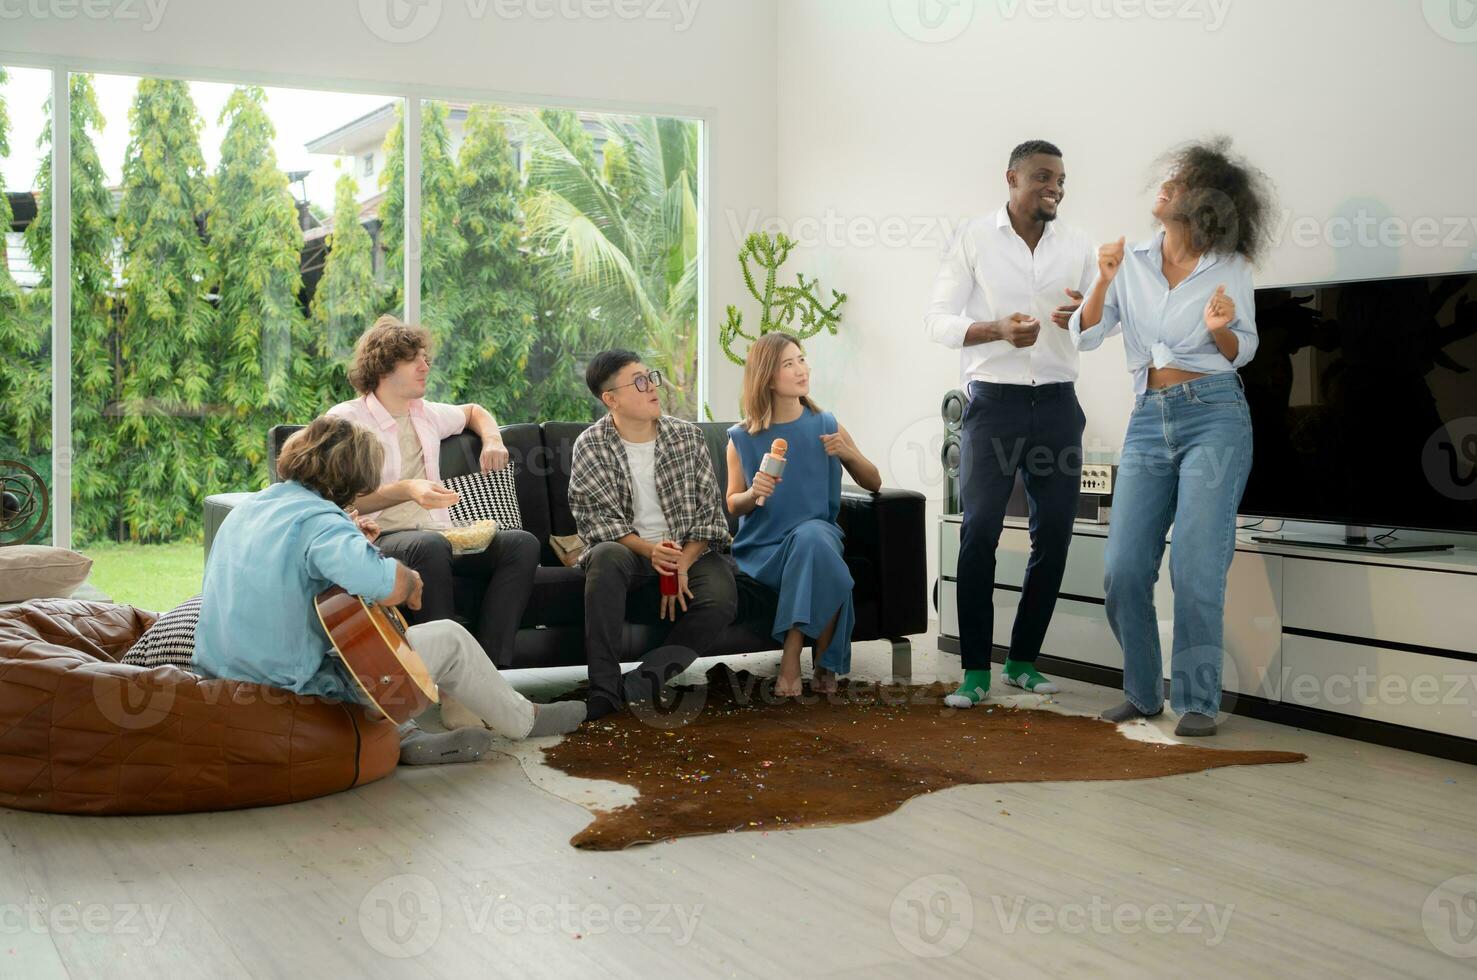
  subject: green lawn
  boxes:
[83,541,204,613]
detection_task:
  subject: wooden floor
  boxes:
[3,635,1475,979]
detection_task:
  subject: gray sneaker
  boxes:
[1100,700,1163,723]
[1174,712,1218,737]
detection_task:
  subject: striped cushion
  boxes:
[121,595,201,669]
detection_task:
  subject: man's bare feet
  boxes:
[812,666,839,694]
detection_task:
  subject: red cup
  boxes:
[658,539,680,596]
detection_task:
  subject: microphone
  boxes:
[756,438,787,507]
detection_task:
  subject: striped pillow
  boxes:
[121,595,202,670]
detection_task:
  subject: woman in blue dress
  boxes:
[726,332,882,697]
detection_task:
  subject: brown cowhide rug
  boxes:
[540,667,1306,850]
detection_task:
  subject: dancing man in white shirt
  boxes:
[925,140,1096,707]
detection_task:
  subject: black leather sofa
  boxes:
[259,420,927,675]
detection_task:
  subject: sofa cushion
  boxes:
[541,421,591,541]
[121,594,202,669]
[0,545,94,602]
[445,467,523,530]
[436,430,483,480]
[697,421,741,537]
[500,423,555,563]
[521,564,586,629]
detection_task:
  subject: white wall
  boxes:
[1,0,779,415]
[772,0,1477,591]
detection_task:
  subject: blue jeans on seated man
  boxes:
[956,380,1086,671]
[1103,373,1253,717]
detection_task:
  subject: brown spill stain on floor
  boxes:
[542,667,1307,850]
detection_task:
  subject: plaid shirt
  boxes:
[568,415,732,567]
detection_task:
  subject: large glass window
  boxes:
[0,65,52,548]
[418,99,703,421]
[60,72,398,609]
[3,64,706,611]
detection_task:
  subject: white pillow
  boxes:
[0,545,94,602]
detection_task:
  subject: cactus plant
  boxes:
[718,231,847,366]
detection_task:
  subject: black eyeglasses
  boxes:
[605,370,663,394]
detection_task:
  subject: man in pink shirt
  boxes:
[328,315,539,664]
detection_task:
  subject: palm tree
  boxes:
[520,110,701,418]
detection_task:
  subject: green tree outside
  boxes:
[115,78,215,542]
[310,171,380,407]
[206,85,307,495]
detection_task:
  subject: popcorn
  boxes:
[423,518,497,554]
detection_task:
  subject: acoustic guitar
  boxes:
[314,586,439,724]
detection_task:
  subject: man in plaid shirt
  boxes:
[569,350,738,719]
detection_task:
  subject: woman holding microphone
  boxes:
[726,332,882,697]
[1068,138,1272,736]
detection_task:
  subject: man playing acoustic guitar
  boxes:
[193,416,585,765]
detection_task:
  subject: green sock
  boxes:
[945,669,992,707]
[1003,659,1059,694]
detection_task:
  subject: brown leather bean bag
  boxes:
[0,599,399,815]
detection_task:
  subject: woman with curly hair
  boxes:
[1068,137,1273,737]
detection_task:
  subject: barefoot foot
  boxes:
[773,669,803,698]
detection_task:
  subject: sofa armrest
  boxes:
[839,485,928,639]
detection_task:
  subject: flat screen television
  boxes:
[1239,270,1477,536]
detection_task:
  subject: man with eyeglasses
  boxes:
[568,350,738,720]
[327,315,541,666]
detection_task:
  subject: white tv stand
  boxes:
[936,515,1477,760]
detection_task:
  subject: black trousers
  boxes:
[582,542,738,712]
[956,380,1085,670]
[376,527,540,663]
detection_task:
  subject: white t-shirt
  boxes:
[621,437,668,544]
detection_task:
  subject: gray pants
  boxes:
[402,620,536,739]
[582,542,738,712]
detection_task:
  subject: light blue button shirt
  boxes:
[193,480,398,701]
[1067,231,1259,393]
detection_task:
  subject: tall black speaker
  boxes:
[941,389,965,514]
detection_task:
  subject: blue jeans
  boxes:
[1104,373,1253,716]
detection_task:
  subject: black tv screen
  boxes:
[1239,271,1477,534]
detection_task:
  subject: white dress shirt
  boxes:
[925,204,1096,389]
